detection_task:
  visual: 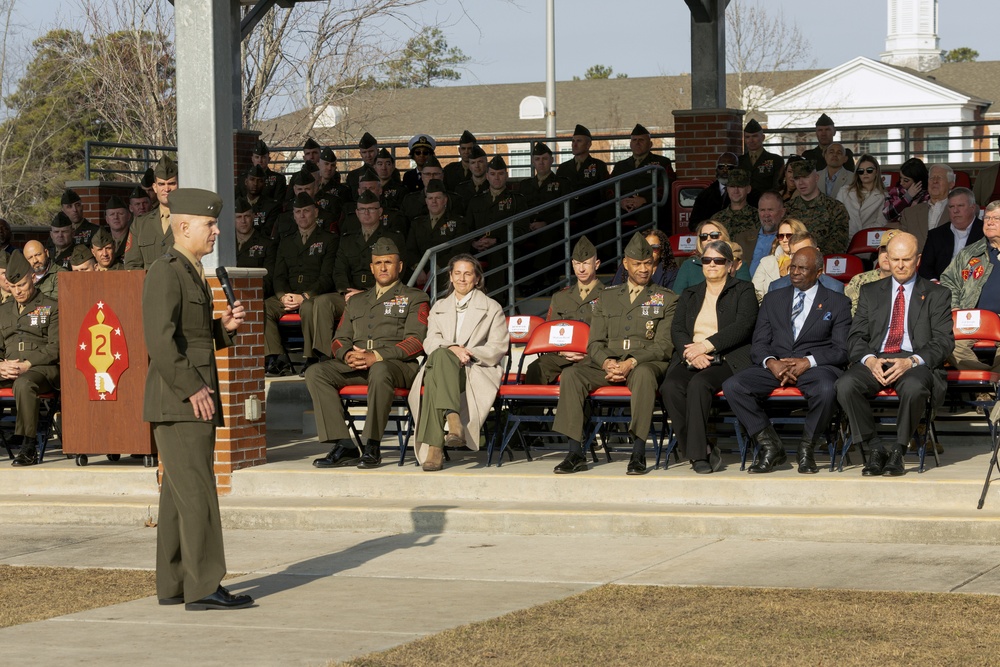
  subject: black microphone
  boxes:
[216,267,237,308]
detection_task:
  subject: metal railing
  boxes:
[406,164,668,313]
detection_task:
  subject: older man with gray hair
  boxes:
[900,163,956,252]
[919,187,984,281]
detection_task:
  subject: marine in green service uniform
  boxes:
[404,179,469,292]
[737,119,784,207]
[233,196,275,296]
[124,155,178,269]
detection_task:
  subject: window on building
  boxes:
[509,143,531,178]
[925,134,949,164]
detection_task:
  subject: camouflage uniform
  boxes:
[785,193,850,254]
[844,268,884,316]
[713,205,758,239]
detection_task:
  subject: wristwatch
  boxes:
[909,356,919,368]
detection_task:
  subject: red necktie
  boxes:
[884,285,905,354]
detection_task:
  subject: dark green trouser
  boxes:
[2,366,57,438]
[416,348,466,448]
[153,421,226,603]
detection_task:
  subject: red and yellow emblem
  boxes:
[75,301,130,401]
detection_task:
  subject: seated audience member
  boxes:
[918,187,983,281]
[735,190,785,277]
[778,155,803,203]
[307,238,429,470]
[61,188,100,247]
[689,152,740,226]
[1,251,59,467]
[899,163,954,252]
[518,142,568,287]
[784,160,850,254]
[49,212,76,269]
[242,164,281,234]
[556,124,610,236]
[69,244,96,271]
[752,218,807,302]
[374,148,406,211]
[802,113,855,171]
[452,144,489,216]
[399,157,446,225]
[335,190,407,296]
[128,185,151,219]
[23,240,61,300]
[345,132,379,199]
[403,134,436,193]
[443,130,476,192]
[403,179,468,290]
[673,220,750,294]
[835,232,954,477]
[272,168,338,238]
[724,247,852,474]
[0,251,11,304]
[973,138,1000,208]
[711,168,758,238]
[610,123,675,227]
[250,138,288,203]
[465,155,526,302]
[939,200,1000,371]
[738,119,783,207]
[820,143,852,199]
[766,231,845,296]
[263,193,338,376]
[316,147,351,209]
[90,229,120,271]
[838,154,888,239]
[845,229,900,315]
[408,254,509,472]
[611,229,677,290]
[550,234,678,476]
[103,196,132,265]
[124,155,178,270]
[340,169,407,237]
[233,196,275,296]
[882,157,929,224]
[661,240,757,473]
[524,236,604,386]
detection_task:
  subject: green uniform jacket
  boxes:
[588,282,678,367]
[339,210,408,239]
[334,227,407,293]
[939,238,994,310]
[453,178,489,217]
[0,290,59,368]
[270,208,339,242]
[738,150,784,201]
[36,264,62,301]
[556,155,609,218]
[546,279,605,325]
[273,226,337,298]
[236,229,277,297]
[72,221,101,248]
[330,282,429,362]
[124,208,173,270]
[466,187,528,242]
[247,195,281,235]
[443,161,470,193]
[112,230,129,267]
[785,193,850,254]
[518,172,570,225]
[404,213,470,281]
[52,245,75,270]
[142,249,232,425]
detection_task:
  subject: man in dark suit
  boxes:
[689,152,739,226]
[723,247,852,474]
[835,231,954,477]
[610,123,675,227]
[918,187,983,281]
[142,188,252,610]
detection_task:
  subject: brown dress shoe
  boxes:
[445,413,464,448]
[422,445,444,472]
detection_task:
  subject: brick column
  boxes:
[233,129,262,190]
[209,267,267,494]
[65,180,138,223]
[671,108,745,179]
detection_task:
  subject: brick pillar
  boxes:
[233,129,262,191]
[65,180,138,224]
[209,267,267,495]
[671,108,745,179]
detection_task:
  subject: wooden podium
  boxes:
[58,271,156,466]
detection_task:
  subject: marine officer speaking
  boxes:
[142,188,252,611]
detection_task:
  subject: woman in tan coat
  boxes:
[409,254,509,471]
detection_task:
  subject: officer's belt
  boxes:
[622,339,631,350]
[365,340,374,350]
[16,341,38,352]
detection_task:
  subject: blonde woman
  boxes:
[751,218,808,302]
[838,153,888,239]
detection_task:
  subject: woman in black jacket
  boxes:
[660,241,759,473]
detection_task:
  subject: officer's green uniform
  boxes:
[465,166,527,300]
[305,261,429,446]
[51,244,75,270]
[453,177,489,217]
[141,189,233,603]
[738,151,783,206]
[333,225,407,294]
[264,217,338,357]
[72,221,100,248]
[785,192,850,254]
[36,263,62,301]
[519,146,570,284]
[555,127,610,236]
[610,125,675,228]
[0,251,59,455]
[236,228,276,297]
[552,234,677,444]
[525,279,604,385]
[338,209,408,239]
[125,156,177,270]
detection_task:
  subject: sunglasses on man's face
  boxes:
[701,256,728,266]
[699,232,722,241]
[856,167,876,174]
[413,149,432,156]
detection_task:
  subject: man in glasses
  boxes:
[900,163,955,252]
[403,135,436,193]
[738,119,783,207]
[785,160,851,254]
[802,113,856,172]
[690,152,740,226]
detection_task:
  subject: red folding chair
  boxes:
[846,228,893,256]
[339,386,415,466]
[278,313,304,371]
[504,315,545,383]
[491,321,590,466]
[823,254,864,283]
[843,389,936,473]
[947,309,1000,444]
[0,388,60,464]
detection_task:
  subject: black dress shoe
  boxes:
[313,444,361,468]
[709,445,723,472]
[184,586,253,611]
[357,443,382,469]
[626,453,648,476]
[299,357,319,377]
[11,446,38,467]
[748,446,786,474]
[158,596,184,605]
[881,450,906,477]
[691,459,713,474]
[797,442,819,475]
[553,452,588,474]
[862,449,887,477]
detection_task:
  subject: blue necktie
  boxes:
[791,291,806,339]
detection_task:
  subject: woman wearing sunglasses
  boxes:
[672,219,751,294]
[838,153,888,239]
[751,218,808,302]
[661,240,758,473]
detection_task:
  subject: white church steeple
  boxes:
[880,0,943,72]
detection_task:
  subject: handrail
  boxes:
[406,163,669,312]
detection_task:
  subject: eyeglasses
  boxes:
[776,233,794,240]
[701,257,728,266]
[648,244,662,250]
[413,149,432,156]
[699,232,722,241]
[716,164,733,171]
[856,167,876,174]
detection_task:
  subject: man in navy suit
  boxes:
[724,247,852,474]
[917,187,983,281]
[835,232,954,477]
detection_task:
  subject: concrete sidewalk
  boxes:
[3,524,1000,667]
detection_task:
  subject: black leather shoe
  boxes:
[862,449,887,476]
[184,586,253,611]
[313,444,361,468]
[709,445,723,472]
[748,446,786,474]
[299,357,319,378]
[881,450,906,477]
[11,446,38,467]
[357,443,382,469]
[158,596,184,606]
[692,459,713,474]
[626,453,648,476]
[553,452,588,474]
[797,442,819,474]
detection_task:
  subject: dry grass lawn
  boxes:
[0,565,157,628]
[339,584,1000,667]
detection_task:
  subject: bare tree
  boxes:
[725,0,813,116]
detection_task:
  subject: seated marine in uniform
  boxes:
[551,233,678,476]
[24,240,61,301]
[263,193,339,376]
[69,244,97,271]
[61,188,100,247]
[2,250,59,467]
[90,229,121,272]
[404,179,469,290]
[307,237,429,470]
[102,196,132,266]
[334,190,407,300]
[234,196,275,297]
[49,212,76,270]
